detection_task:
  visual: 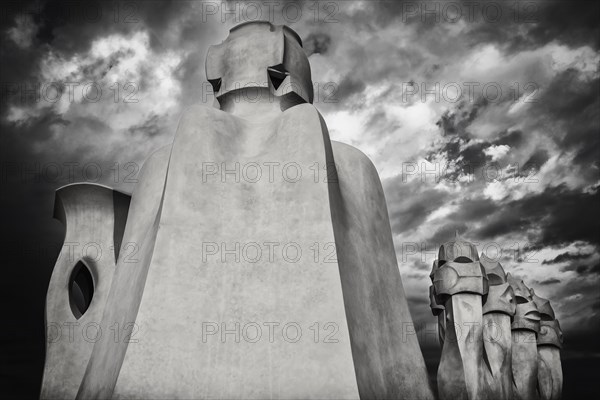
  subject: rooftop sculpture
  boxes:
[41,21,434,399]
[533,289,563,400]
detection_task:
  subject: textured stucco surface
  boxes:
[42,21,433,400]
[329,140,434,399]
[76,145,170,399]
[43,102,435,398]
[41,184,129,399]
[112,104,358,399]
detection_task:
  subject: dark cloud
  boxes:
[427,223,469,248]
[457,141,488,168]
[493,130,524,148]
[523,149,549,171]
[561,263,600,276]
[335,75,367,102]
[462,0,600,53]
[383,178,448,234]
[512,0,600,51]
[28,0,203,53]
[532,69,600,173]
[475,184,600,248]
[304,32,331,56]
[352,1,599,53]
[543,251,593,265]
[430,127,527,182]
[561,264,591,275]
[534,69,598,120]
[539,278,561,285]
[127,113,162,138]
[433,100,492,170]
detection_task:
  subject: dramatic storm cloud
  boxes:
[1,0,598,397]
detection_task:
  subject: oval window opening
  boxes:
[453,256,473,263]
[69,261,94,319]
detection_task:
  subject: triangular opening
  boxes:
[208,77,222,93]
[267,65,289,90]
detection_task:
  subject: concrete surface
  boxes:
[480,259,515,400]
[41,21,438,399]
[330,140,434,399]
[534,293,563,400]
[41,184,130,399]
[512,331,539,400]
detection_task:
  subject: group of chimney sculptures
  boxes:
[429,236,563,400]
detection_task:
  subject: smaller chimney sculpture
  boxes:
[532,289,563,400]
[432,235,488,400]
[509,274,541,400]
[481,254,516,399]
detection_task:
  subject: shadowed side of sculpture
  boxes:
[331,140,434,399]
[429,261,445,347]
[480,255,516,400]
[509,274,541,400]
[532,290,563,400]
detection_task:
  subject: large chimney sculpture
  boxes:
[41,21,434,400]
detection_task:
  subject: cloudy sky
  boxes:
[1,0,598,397]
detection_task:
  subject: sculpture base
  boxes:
[512,330,538,400]
[538,346,562,400]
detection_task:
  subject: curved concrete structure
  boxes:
[533,290,563,400]
[41,184,130,399]
[434,237,488,400]
[480,256,515,400]
[508,275,541,400]
[329,140,433,399]
[41,21,433,400]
